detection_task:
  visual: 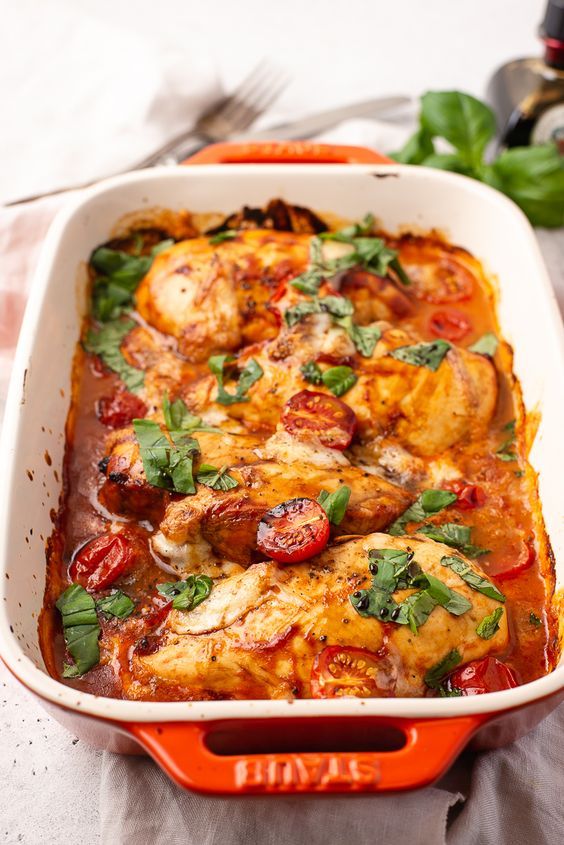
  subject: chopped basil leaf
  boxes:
[96,590,135,619]
[319,216,410,284]
[441,555,506,602]
[496,420,518,462]
[209,230,238,244]
[162,392,221,434]
[418,522,489,557]
[335,315,381,358]
[290,268,325,295]
[529,611,542,627]
[469,332,499,357]
[388,489,457,536]
[56,584,100,677]
[208,355,263,405]
[133,419,199,494]
[424,648,462,689]
[284,300,322,327]
[389,339,451,372]
[90,239,173,321]
[476,607,504,639]
[196,464,239,491]
[317,486,351,525]
[321,366,357,397]
[300,361,323,385]
[438,685,463,697]
[83,319,144,393]
[157,574,213,611]
[319,295,354,318]
[396,589,438,634]
[320,213,375,240]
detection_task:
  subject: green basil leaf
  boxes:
[284,300,322,327]
[438,685,463,697]
[441,555,506,602]
[157,574,213,611]
[486,144,564,228]
[161,392,221,435]
[133,419,198,494]
[424,648,463,689]
[388,489,457,536]
[389,339,451,371]
[476,607,504,639]
[209,230,238,244]
[96,590,135,619]
[423,572,472,616]
[421,91,496,167]
[321,366,357,397]
[56,584,100,676]
[290,268,325,295]
[320,214,375,240]
[421,153,474,176]
[529,611,542,627]
[318,295,355,318]
[496,420,518,462]
[469,332,499,356]
[335,315,381,357]
[300,361,323,385]
[418,522,489,558]
[390,127,435,165]
[317,486,351,525]
[208,355,263,405]
[196,464,239,491]
[83,319,144,393]
[396,589,438,634]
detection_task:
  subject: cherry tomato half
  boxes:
[489,540,535,582]
[449,481,487,510]
[428,308,472,341]
[282,390,357,450]
[408,254,475,304]
[69,533,134,591]
[256,498,330,564]
[310,646,396,698]
[447,656,518,696]
[97,389,147,429]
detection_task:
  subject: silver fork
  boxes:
[6,61,288,206]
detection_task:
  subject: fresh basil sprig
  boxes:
[196,464,239,491]
[317,486,351,525]
[424,648,462,689]
[441,555,506,602]
[389,489,457,536]
[389,339,451,372]
[83,319,144,393]
[56,584,101,677]
[157,574,213,611]
[391,90,564,228]
[418,522,489,558]
[208,355,263,405]
[90,238,173,321]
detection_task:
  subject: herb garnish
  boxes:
[317,486,351,525]
[83,319,144,393]
[56,584,101,677]
[300,361,323,385]
[389,339,451,372]
[157,575,213,611]
[389,489,457,536]
[529,611,542,627]
[162,392,221,434]
[133,419,199,494]
[334,316,381,358]
[496,420,518,463]
[424,649,462,689]
[391,90,564,228]
[209,230,238,245]
[90,239,173,321]
[208,355,263,405]
[441,555,506,602]
[96,590,135,619]
[196,464,239,491]
[319,215,410,285]
[321,366,357,397]
[469,332,499,357]
[476,607,504,639]
[418,522,489,557]
[285,295,380,358]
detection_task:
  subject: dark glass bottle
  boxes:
[487,0,564,150]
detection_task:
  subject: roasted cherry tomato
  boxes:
[256,498,330,564]
[489,540,535,582]
[97,389,147,429]
[310,646,395,698]
[69,533,134,591]
[446,656,518,695]
[406,253,474,303]
[281,390,357,450]
[449,481,487,510]
[428,308,472,341]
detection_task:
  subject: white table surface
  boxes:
[0,0,556,842]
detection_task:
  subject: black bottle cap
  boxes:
[540,0,564,41]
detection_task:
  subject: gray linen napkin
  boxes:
[99,230,564,845]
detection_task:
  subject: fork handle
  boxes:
[133,132,209,168]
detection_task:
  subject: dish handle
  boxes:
[182,140,393,165]
[124,715,485,794]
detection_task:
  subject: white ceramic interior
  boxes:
[1,163,563,724]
